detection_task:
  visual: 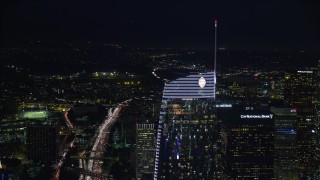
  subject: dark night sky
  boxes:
[1,0,320,49]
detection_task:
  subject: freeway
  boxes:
[64,108,74,129]
[55,108,75,180]
[86,108,113,176]
[54,100,130,180]
[85,107,121,180]
[83,99,130,180]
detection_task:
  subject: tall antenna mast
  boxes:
[212,20,218,179]
[214,20,218,100]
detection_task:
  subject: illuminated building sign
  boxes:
[277,128,297,135]
[198,77,206,88]
[162,72,215,99]
[240,114,273,119]
[297,70,313,73]
[216,104,232,108]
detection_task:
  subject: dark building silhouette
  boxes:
[227,76,258,105]
[27,124,58,164]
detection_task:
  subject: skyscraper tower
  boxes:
[284,70,317,178]
[154,72,216,179]
[271,106,298,180]
[153,20,218,180]
[136,123,156,180]
[314,60,320,179]
[220,107,274,179]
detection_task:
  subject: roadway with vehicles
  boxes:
[55,108,75,180]
[55,100,131,180]
[83,99,131,180]
[85,106,122,179]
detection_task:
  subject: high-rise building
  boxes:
[270,106,298,180]
[136,123,155,180]
[227,75,258,104]
[314,60,320,179]
[154,72,217,179]
[284,70,317,177]
[221,107,274,179]
[26,124,58,164]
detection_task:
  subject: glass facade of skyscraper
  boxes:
[136,123,156,180]
[221,107,274,179]
[270,107,298,180]
[154,72,216,179]
[284,70,317,177]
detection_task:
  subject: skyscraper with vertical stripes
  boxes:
[154,72,217,179]
[136,123,156,180]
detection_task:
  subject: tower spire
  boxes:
[214,19,218,98]
[214,20,217,74]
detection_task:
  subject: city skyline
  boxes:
[2,1,320,179]
[1,44,320,179]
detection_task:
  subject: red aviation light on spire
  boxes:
[214,19,218,27]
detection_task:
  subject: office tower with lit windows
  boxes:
[220,107,274,179]
[153,72,217,180]
[270,106,298,180]
[227,75,258,104]
[314,60,320,179]
[26,124,58,164]
[136,123,156,180]
[284,70,317,177]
